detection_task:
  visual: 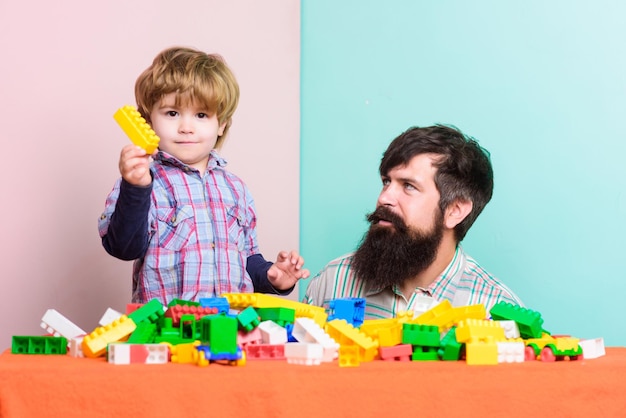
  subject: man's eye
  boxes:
[382,179,390,186]
[404,183,416,191]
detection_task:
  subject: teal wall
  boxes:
[300,0,626,346]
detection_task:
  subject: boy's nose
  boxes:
[178,117,194,133]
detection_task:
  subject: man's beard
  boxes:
[352,205,444,292]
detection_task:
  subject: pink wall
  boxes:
[0,1,300,350]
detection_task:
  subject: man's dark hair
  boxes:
[379,125,494,241]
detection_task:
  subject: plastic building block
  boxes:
[338,344,360,367]
[113,105,160,154]
[199,314,238,354]
[579,337,606,359]
[127,299,165,326]
[284,323,298,342]
[153,317,195,345]
[328,298,365,327]
[126,321,157,344]
[284,342,323,366]
[497,320,520,339]
[540,337,583,362]
[168,298,200,307]
[196,345,246,366]
[258,320,288,345]
[291,317,339,362]
[402,324,440,347]
[40,309,86,343]
[12,336,68,355]
[359,319,403,347]
[465,336,499,365]
[412,299,454,327]
[489,302,545,339]
[237,306,261,331]
[99,308,123,326]
[245,344,286,360]
[455,319,506,343]
[199,297,230,314]
[108,343,169,365]
[256,307,296,327]
[524,333,582,361]
[223,293,328,328]
[496,341,525,363]
[379,344,413,361]
[325,319,378,362]
[438,327,462,361]
[82,315,137,358]
[126,303,143,315]
[165,305,218,327]
[237,327,263,347]
[69,336,84,358]
[169,341,201,364]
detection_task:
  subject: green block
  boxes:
[256,307,296,326]
[489,302,545,339]
[12,336,68,355]
[128,298,165,325]
[402,324,440,347]
[201,314,238,354]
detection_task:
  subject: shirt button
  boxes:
[100,214,107,220]
[211,243,215,249]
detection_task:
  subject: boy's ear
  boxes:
[218,121,227,136]
[444,199,473,229]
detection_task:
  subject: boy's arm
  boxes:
[101,179,152,260]
[246,253,295,295]
[246,251,310,295]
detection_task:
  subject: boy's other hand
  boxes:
[267,250,311,290]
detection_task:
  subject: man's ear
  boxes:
[444,199,473,229]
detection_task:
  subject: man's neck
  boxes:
[399,239,457,300]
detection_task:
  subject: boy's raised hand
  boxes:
[119,144,153,187]
[267,250,311,290]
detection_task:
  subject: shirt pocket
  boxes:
[155,205,196,251]
[226,205,250,252]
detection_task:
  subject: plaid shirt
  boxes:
[303,245,523,319]
[99,150,259,304]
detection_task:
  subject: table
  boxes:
[1,347,625,417]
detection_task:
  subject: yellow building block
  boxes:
[466,336,498,365]
[412,299,454,328]
[360,319,403,347]
[325,319,378,362]
[223,293,327,328]
[82,315,136,358]
[170,341,201,364]
[456,319,506,343]
[338,344,360,367]
[114,105,160,154]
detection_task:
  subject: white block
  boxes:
[99,308,123,326]
[69,336,85,358]
[497,341,525,363]
[284,343,323,366]
[579,337,606,359]
[40,309,86,341]
[497,320,520,339]
[292,317,339,362]
[258,320,288,345]
[108,344,169,365]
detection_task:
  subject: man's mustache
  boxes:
[366,206,408,233]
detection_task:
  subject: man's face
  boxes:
[351,154,445,290]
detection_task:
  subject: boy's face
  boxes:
[150,92,226,174]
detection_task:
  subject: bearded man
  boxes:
[304,125,522,318]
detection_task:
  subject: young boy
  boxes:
[99,46,308,304]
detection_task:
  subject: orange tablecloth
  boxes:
[1,347,625,417]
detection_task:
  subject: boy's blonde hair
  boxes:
[135,46,240,149]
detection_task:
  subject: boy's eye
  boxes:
[166,110,178,117]
[197,113,207,119]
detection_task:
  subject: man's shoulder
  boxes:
[457,251,523,305]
